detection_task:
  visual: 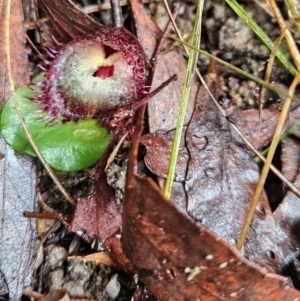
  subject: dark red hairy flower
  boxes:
[39,27,146,122]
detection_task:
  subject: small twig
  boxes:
[266,0,300,70]
[106,132,128,169]
[150,1,180,78]
[131,75,177,110]
[110,0,123,27]
[26,34,46,60]
[37,199,54,212]
[257,19,299,130]
[237,73,300,250]
[236,0,300,251]
[24,211,62,220]
[127,106,146,180]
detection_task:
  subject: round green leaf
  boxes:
[0,85,112,171]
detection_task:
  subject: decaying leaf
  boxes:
[69,155,121,240]
[238,108,281,150]
[140,132,188,182]
[0,1,36,300]
[141,75,300,273]
[130,0,197,133]
[39,0,102,45]
[122,172,300,301]
[0,0,29,103]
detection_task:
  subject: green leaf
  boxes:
[0,85,112,171]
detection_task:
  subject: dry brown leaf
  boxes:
[140,132,188,182]
[0,1,36,300]
[69,157,121,240]
[129,0,197,133]
[122,172,300,300]
[141,76,300,273]
[0,0,29,103]
[39,0,102,45]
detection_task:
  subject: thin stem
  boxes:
[266,0,300,70]
[236,0,300,250]
[168,35,300,104]
[237,72,300,250]
[167,35,300,199]
[110,0,123,27]
[164,0,204,199]
[226,0,297,76]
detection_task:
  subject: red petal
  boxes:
[94,65,114,79]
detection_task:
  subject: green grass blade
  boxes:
[225,0,297,76]
[164,0,204,199]
[168,35,300,104]
[286,0,300,34]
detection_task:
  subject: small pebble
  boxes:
[48,268,65,290]
[45,245,67,269]
[105,274,120,299]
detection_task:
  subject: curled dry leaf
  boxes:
[122,173,300,301]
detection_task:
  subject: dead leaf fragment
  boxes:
[69,163,121,240]
[0,0,29,103]
[238,108,280,149]
[141,76,299,273]
[122,173,300,301]
[140,132,188,182]
[0,1,36,300]
[39,0,102,45]
[130,0,197,133]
